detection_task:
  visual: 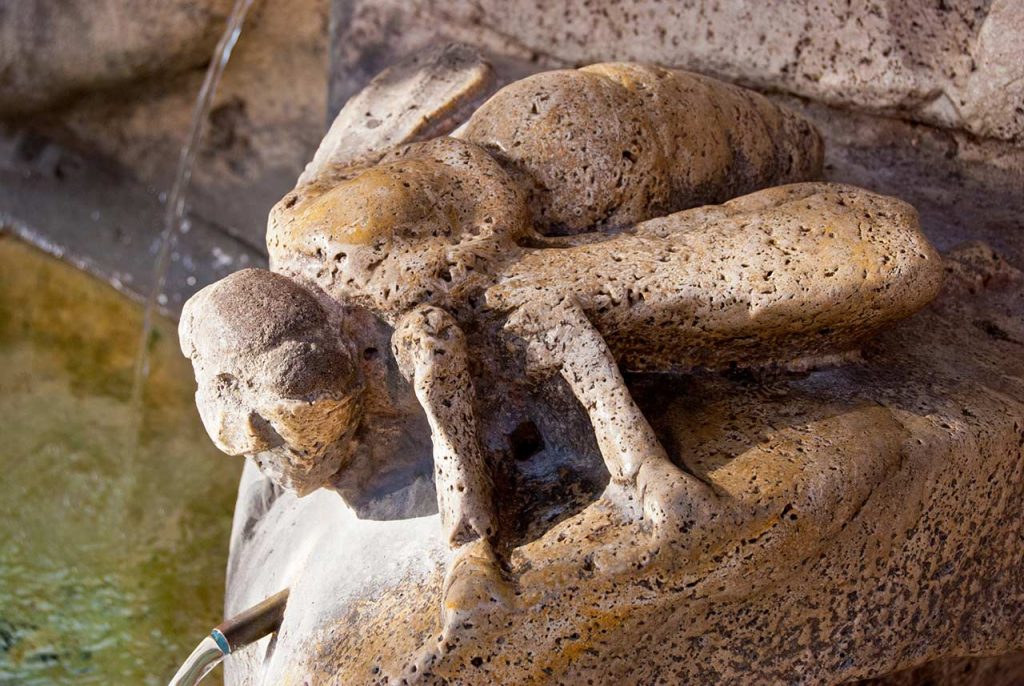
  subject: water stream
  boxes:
[130,0,257,417]
[130,1,260,682]
[166,636,226,686]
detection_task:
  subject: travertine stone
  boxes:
[180,269,362,496]
[330,0,1024,145]
[391,304,495,547]
[490,183,942,373]
[191,58,940,605]
[461,64,823,234]
[298,43,493,186]
[178,58,970,686]
[268,136,530,319]
[224,239,1024,685]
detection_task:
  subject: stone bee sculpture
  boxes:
[179,58,943,630]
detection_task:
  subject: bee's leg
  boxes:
[393,305,513,634]
[505,296,722,545]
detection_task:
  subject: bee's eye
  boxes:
[260,340,359,401]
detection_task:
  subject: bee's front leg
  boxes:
[392,305,512,633]
[504,295,725,548]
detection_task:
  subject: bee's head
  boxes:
[180,268,364,495]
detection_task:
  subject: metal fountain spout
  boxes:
[168,589,290,686]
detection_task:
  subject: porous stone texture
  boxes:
[330,0,1024,145]
[0,0,1017,681]
[204,52,1024,685]
[220,71,926,630]
[250,67,942,586]
[166,52,1024,686]
[489,184,941,373]
[180,269,361,495]
[298,43,493,186]
[224,236,1024,686]
[462,64,823,234]
[391,305,496,548]
[224,236,1024,685]
[268,136,530,320]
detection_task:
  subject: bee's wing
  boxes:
[298,43,493,187]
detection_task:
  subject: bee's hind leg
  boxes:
[505,295,727,554]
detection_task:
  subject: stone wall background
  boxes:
[0,0,328,310]
[329,0,1024,145]
[1,0,329,255]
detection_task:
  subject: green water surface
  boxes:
[0,236,241,685]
